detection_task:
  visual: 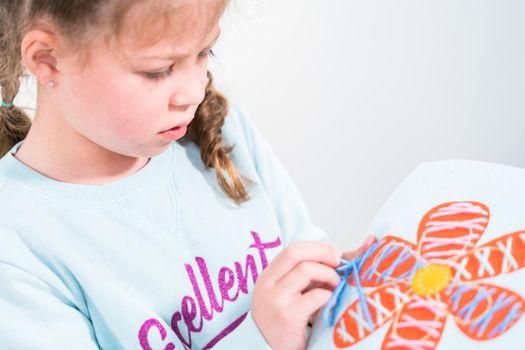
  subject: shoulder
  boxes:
[0,163,45,265]
[0,157,11,193]
[0,169,23,215]
[222,102,256,145]
[0,175,8,196]
[220,101,262,165]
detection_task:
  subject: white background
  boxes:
[211,0,525,249]
[16,0,525,250]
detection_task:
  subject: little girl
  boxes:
[0,1,372,349]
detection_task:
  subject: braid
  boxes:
[188,71,253,205]
[0,0,32,157]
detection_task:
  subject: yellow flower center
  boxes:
[411,263,453,297]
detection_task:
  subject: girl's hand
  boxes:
[251,241,342,350]
[305,235,378,326]
[251,236,377,350]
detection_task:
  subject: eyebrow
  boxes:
[143,29,221,61]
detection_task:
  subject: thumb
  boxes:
[342,235,377,261]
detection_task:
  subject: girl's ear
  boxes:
[20,29,62,87]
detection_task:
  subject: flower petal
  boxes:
[355,236,418,287]
[333,282,412,348]
[445,231,525,282]
[417,202,490,261]
[381,294,448,350]
[445,282,524,340]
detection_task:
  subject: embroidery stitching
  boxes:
[324,201,525,349]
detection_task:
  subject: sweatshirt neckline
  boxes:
[0,141,174,204]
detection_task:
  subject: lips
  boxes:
[159,126,188,141]
[161,120,191,133]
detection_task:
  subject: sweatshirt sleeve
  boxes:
[232,105,331,246]
[0,262,100,350]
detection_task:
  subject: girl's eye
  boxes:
[143,49,215,81]
[198,48,215,60]
[144,64,175,81]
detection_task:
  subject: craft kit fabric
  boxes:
[308,160,525,350]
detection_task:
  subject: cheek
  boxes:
[96,80,162,129]
[105,103,158,135]
[59,59,167,144]
[78,92,159,143]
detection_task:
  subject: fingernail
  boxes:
[365,235,377,246]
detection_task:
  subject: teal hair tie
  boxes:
[1,100,14,108]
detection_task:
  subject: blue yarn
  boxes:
[378,246,414,284]
[471,292,515,337]
[323,241,383,327]
[351,260,374,329]
[459,286,495,323]
[489,301,522,337]
[323,260,354,326]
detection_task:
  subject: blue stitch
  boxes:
[355,241,382,271]
[396,259,426,284]
[445,269,462,296]
[458,286,496,323]
[450,283,476,311]
[470,292,515,337]
[378,246,413,283]
[362,244,399,283]
[362,244,395,282]
[488,302,523,337]
[324,262,353,326]
[352,260,374,329]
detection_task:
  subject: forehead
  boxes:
[114,0,225,59]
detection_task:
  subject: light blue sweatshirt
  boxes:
[0,104,329,350]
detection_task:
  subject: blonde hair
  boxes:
[0,0,252,205]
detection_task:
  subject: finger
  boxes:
[263,241,342,285]
[304,279,339,294]
[276,261,340,296]
[294,288,333,326]
[342,235,377,261]
[308,309,321,325]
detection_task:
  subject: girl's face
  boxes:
[55,1,222,159]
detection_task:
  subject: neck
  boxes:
[13,108,149,185]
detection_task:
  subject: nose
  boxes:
[168,65,207,109]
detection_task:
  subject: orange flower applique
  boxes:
[332,201,525,350]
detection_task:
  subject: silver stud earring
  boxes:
[48,80,55,88]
